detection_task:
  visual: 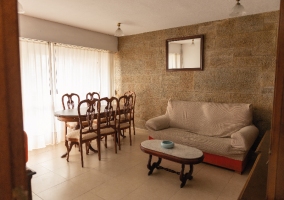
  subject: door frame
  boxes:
[0,0,27,199]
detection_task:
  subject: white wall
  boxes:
[168,43,181,54]
[18,15,118,52]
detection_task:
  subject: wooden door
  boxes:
[0,0,28,199]
[267,0,284,199]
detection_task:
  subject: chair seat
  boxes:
[119,122,130,129]
[82,121,89,126]
[66,122,78,129]
[100,127,116,135]
[66,128,97,141]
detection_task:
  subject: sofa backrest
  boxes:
[166,100,253,137]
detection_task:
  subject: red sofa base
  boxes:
[148,136,247,174]
[203,152,247,174]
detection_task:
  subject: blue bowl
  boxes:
[161,140,174,149]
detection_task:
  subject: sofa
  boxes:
[145,100,259,173]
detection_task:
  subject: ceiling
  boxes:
[19,0,280,36]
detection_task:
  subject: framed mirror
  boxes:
[166,35,204,71]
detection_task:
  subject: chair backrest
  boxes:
[86,92,100,100]
[99,97,119,128]
[118,95,133,123]
[62,93,80,110]
[124,91,136,107]
[77,98,100,136]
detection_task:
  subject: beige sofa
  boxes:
[145,100,259,173]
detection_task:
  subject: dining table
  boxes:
[54,105,125,158]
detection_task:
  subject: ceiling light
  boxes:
[18,1,25,14]
[114,23,124,37]
[230,0,246,17]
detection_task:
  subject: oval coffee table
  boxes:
[140,139,204,188]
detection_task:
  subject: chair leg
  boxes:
[132,119,135,135]
[104,136,107,148]
[97,138,101,161]
[129,128,132,146]
[117,130,121,150]
[80,143,84,167]
[114,133,117,154]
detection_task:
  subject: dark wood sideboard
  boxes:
[238,130,270,199]
[26,168,36,200]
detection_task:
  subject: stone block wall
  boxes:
[114,11,279,138]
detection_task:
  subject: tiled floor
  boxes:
[27,128,252,200]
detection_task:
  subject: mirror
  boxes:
[166,35,204,71]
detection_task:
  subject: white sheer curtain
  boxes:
[19,39,55,150]
[52,44,114,141]
[20,39,114,150]
[168,53,181,69]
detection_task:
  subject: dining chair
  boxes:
[62,93,80,130]
[124,91,136,135]
[86,92,100,100]
[86,92,102,143]
[117,94,133,149]
[65,98,99,167]
[96,97,119,160]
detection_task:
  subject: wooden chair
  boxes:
[65,98,99,167]
[124,91,136,135]
[96,97,119,160]
[62,93,80,130]
[117,95,133,149]
[86,92,102,142]
[86,92,100,100]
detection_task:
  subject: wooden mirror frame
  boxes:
[166,35,204,71]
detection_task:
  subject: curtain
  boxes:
[168,53,181,69]
[19,39,55,150]
[19,39,114,150]
[52,44,114,141]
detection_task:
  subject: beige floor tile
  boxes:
[32,172,66,193]
[121,189,157,200]
[53,162,92,179]
[32,193,43,200]
[170,188,219,200]
[73,190,105,200]
[69,169,113,191]
[27,164,51,178]
[37,180,90,200]
[130,175,180,199]
[217,182,244,200]
[90,180,139,200]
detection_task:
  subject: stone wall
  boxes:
[114,11,279,138]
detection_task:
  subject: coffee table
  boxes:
[140,140,204,188]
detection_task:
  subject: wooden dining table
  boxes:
[54,106,125,158]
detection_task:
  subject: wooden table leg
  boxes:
[180,164,193,188]
[89,143,98,153]
[147,155,162,175]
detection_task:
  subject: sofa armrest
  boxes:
[231,125,259,151]
[145,115,170,131]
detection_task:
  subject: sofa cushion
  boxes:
[148,128,247,161]
[145,115,170,131]
[166,100,253,138]
[231,125,259,151]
